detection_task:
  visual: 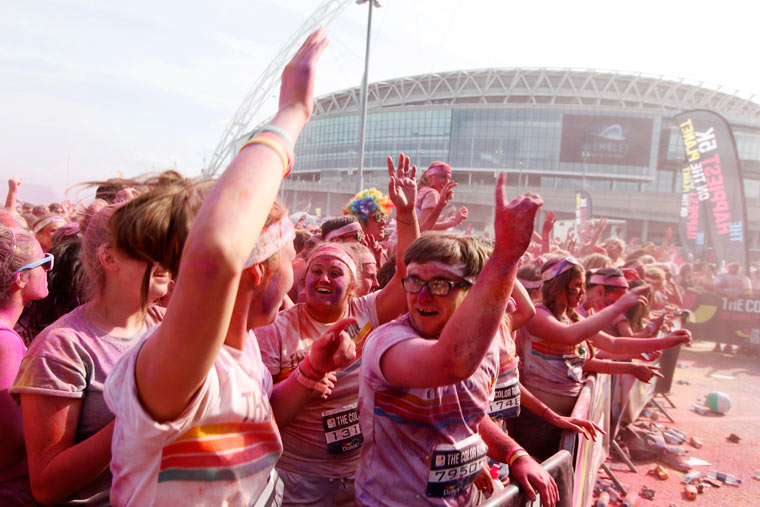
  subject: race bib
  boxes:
[488,377,520,420]
[322,403,363,454]
[426,434,488,498]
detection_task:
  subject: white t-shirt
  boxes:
[355,314,500,506]
[104,328,282,507]
[256,292,380,478]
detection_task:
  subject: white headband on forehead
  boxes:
[588,274,629,288]
[324,222,363,242]
[307,245,358,280]
[518,278,543,289]
[243,215,296,269]
[33,216,66,234]
[407,261,477,284]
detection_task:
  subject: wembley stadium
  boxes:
[267,67,760,252]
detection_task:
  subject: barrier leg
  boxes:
[658,392,676,408]
[600,463,628,497]
[650,398,675,423]
[610,439,637,473]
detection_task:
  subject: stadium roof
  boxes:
[313,68,760,124]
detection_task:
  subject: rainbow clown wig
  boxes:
[343,188,393,225]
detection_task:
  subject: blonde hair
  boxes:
[0,227,37,303]
[80,204,120,301]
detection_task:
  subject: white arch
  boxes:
[206,0,356,176]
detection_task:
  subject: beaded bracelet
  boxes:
[239,137,289,176]
[508,449,529,467]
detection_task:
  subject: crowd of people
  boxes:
[6,28,754,506]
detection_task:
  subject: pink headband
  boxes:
[425,163,452,177]
[325,222,363,242]
[407,261,477,284]
[518,278,543,289]
[588,274,629,288]
[33,216,66,234]
[243,215,296,268]
[307,245,358,280]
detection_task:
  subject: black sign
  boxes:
[560,115,653,167]
[683,292,760,345]
[675,110,749,272]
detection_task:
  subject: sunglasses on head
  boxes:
[14,253,55,274]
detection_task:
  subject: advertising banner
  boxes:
[674,110,749,271]
[575,190,592,229]
[560,115,653,167]
[678,163,709,259]
[682,292,760,345]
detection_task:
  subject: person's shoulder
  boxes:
[26,306,91,355]
[0,327,26,359]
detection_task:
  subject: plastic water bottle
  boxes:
[684,471,702,484]
[596,491,610,507]
[666,445,687,456]
[664,429,686,444]
[707,471,741,485]
[691,404,709,415]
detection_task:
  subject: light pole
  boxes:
[356,0,381,192]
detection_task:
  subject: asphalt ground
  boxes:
[597,339,760,506]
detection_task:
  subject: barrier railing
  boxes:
[480,450,574,507]
[558,374,611,507]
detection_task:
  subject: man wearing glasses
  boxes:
[355,177,559,506]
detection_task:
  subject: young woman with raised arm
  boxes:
[255,153,419,506]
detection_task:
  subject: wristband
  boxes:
[256,131,294,177]
[508,449,529,467]
[505,447,526,466]
[301,355,326,380]
[248,125,294,152]
[293,367,320,390]
[239,137,291,177]
[540,406,549,420]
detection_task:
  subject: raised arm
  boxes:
[381,174,542,387]
[374,153,420,324]
[525,286,649,346]
[540,211,555,255]
[4,178,21,213]
[135,30,329,423]
[510,280,535,330]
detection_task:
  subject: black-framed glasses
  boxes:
[402,276,470,297]
[14,253,54,274]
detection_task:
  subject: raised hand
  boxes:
[493,172,543,262]
[541,211,556,237]
[455,206,468,224]
[279,28,329,123]
[8,178,21,193]
[363,233,384,267]
[439,181,457,206]
[386,153,417,213]
[308,317,357,374]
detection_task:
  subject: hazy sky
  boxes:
[2,0,758,203]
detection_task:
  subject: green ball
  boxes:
[706,392,731,414]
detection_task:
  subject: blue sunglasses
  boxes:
[14,253,55,274]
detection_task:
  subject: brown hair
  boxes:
[108,171,286,309]
[403,231,491,280]
[0,227,37,304]
[540,257,584,322]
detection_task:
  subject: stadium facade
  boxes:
[268,68,760,252]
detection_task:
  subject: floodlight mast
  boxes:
[355,0,382,192]
[206,0,356,177]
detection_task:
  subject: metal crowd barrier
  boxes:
[480,450,574,507]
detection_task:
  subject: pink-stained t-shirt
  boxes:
[0,321,32,507]
[105,329,282,507]
[355,313,500,506]
[416,187,440,212]
[519,306,588,397]
[488,319,521,423]
[256,292,380,478]
[11,304,163,506]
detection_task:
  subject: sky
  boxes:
[2,0,759,204]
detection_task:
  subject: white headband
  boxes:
[243,215,296,268]
[307,244,358,280]
[541,257,580,282]
[33,216,66,234]
[325,222,363,242]
[407,261,477,284]
[518,278,543,289]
